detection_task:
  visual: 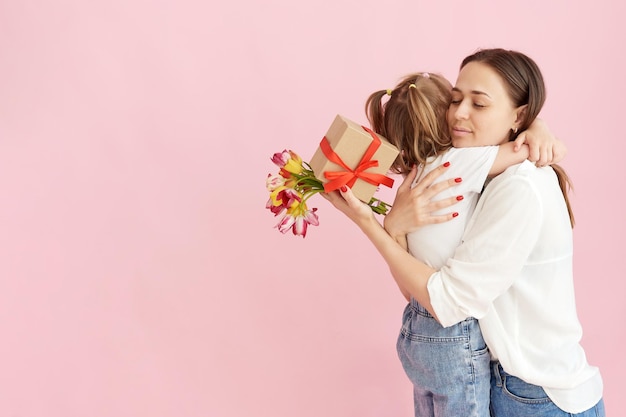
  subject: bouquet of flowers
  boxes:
[265,149,391,237]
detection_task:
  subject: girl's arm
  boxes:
[492,118,566,176]
[385,118,563,239]
[513,118,566,167]
[489,142,529,177]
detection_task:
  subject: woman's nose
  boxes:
[453,101,470,120]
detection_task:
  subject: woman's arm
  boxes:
[322,164,461,311]
[323,186,440,316]
[324,165,543,325]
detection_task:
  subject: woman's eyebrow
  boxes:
[451,87,492,99]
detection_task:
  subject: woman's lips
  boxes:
[451,126,471,136]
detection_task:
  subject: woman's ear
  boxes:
[513,104,529,130]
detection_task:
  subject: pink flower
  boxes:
[272,149,304,177]
[275,205,319,237]
[275,212,296,234]
[271,150,291,167]
[266,173,285,191]
[293,207,319,237]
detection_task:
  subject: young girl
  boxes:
[359,72,563,417]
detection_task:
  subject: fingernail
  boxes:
[452,212,459,218]
[340,186,348,192]
[443,161,451,167]
[456,195,464,201]
[454,177,462,183]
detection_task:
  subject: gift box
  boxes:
[309,114,399,203]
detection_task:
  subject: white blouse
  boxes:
[428,160,603,413]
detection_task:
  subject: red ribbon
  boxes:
[320,126,395,193]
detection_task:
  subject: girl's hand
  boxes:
[514,118,567,167]
[383,163,462,241]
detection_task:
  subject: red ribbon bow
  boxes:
[320,126,395,194]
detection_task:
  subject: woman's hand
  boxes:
[383,163,462,242]
[321,185,377,228]
[514,118,567,167]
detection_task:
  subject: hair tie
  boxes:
[409,84,417,89]
[386,89,392,96]
[422,72,430,78]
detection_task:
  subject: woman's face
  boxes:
[447,61,521,148]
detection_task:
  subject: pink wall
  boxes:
[1,1,623,415]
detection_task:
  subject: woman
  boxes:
[363,71,563,417]
[324,48,604,416]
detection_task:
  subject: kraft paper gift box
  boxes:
[309,114,400,203]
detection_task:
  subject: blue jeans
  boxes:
[396,299,491,417]
[490,361,606,417]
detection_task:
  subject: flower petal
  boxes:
[304,208,320,226]
[275,213,295,234]
[266,173,285,191]
[271,150,291,167]
[293,215,307,237]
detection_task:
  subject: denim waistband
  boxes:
[409,297,434,318]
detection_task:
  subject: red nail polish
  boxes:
[456,195,464,201]
[340,186,348,192]
[452,212,459,218]
[443,161,451,167]
[454,177,462,183]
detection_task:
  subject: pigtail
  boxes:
[407,84,447,167]
[405,75,453,169]
[365,90,388,136]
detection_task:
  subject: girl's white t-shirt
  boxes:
[407,146,498,268]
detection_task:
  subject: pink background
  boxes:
[1,1,623,416]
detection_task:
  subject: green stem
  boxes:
[289,168,392,215]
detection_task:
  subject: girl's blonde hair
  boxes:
[365,72,453,176]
